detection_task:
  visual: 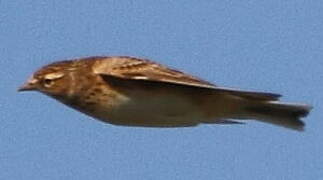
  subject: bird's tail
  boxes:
[203,88,312,131]
[239,101,312,131]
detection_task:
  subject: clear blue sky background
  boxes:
[1,1,322,179]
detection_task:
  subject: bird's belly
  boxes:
[90,93,206,127]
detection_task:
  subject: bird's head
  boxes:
[18,61,76,98]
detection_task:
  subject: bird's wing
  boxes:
[92,56,281,101]
[92,56,216,88]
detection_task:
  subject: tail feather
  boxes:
[245,102,312,131]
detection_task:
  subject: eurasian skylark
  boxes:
[18,56,312,131]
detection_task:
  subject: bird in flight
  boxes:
[19,56,312,131]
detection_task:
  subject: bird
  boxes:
[18,56,312,131]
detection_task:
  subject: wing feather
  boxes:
[92,56,281,101]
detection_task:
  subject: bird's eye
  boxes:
[43,78,54,87]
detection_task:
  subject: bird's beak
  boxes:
[18,79,38,92]
[18,83,36,92]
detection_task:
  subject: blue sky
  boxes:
[1,1,322,179]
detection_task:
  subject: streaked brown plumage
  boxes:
[18,56,312,131]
